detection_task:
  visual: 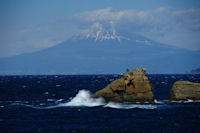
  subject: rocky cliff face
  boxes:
[169,81,200,101]
[92,68,154,103]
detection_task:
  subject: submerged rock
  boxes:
[169,81,200,101]
[93,68,154,103]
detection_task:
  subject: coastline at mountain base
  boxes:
[92,68,154,103]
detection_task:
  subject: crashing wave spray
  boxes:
[11,90,159,109]
[58,90,158,109]
[58,90,105,107]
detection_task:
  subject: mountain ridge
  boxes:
[0,33,199,75]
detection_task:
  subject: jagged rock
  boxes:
[169,81,200,101]
[93,68,154,103]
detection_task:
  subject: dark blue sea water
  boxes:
[0,74,200,133]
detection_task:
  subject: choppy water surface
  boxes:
[0,74,200,132]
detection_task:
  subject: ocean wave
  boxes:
[9,90,159,110]
[104,102,157,109]
[11,90,200,110]
[57,90,158,109]
[154,99,164,104]
[170,99,200,103]
[58,90,105,107]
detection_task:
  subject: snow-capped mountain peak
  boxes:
[75,22,130,41]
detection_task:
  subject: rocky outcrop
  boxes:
[169,81,200,101]
[93,68,154,103]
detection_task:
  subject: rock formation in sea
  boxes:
[93,68,154,103]
[169,81,200,101]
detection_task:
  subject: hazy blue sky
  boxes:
[0,0,200,57]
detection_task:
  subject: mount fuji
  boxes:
[0,27,200,74]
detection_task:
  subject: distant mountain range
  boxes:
[0,29,200,74]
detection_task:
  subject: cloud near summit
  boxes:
[73,7,200,50]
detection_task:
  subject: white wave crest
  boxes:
[154,99,164,104]
[171,99,200,103]
[104,102,157,109]
[58,90,105,107]
[10,90,159,110]
[58,90,158,109]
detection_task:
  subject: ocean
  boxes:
[0,74,200,133]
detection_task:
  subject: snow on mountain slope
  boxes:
[73,22,130,41]
[0,26,199,74]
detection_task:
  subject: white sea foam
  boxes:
[185,99,194,103]
[184,99,200,103]
[171,99,200,103]
[58,90,105,107]
[43,92,49,95]
[10,90,164,110]
[57,90,158,109]
[104,102,157,109]
[154,99,164,104]
[47,99,54,102]
[56,85,61,87]
[56,99,63,102]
